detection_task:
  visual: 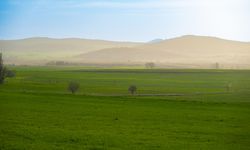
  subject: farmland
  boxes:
[0,67,250,149]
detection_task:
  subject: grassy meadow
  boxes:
[0,66,250,149]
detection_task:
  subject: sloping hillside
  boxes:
[0,37,141,64]
[1,35,250,68]
[76,35,250,68]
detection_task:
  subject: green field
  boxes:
[0,67,250,149]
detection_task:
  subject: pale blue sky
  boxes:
[0,0,249,42]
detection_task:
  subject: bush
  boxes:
[145,62,155,69]
[68,81,80,94]
[128,85,137,95]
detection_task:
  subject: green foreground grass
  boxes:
[0,66,250,149]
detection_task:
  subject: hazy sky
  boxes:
[0,0,249,42]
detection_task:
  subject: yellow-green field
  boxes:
[0,67,250,149]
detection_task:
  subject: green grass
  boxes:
[0,67,250,149]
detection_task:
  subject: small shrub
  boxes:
[128,85,137,95]
[145,62,155,69]
[68,81,80,94]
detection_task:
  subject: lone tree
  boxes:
[128,85,137,95]
[145,62,155,69]
[0,53,7,84]
[68,81,80,94]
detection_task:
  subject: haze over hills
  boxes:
[76,35,250,68]
[0,37,142,64]
[1,35,250,68]
[147,39,164,43]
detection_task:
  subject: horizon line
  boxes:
[0,34,250,43]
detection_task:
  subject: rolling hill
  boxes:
[1,35,250,68]
[0,37,142,64]
[76,35,250,68]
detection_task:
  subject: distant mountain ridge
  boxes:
[75,35,250,68]
[0,37,142,64]
[148,39,164,43]
[0,37,141,52]
[0,35,250,68]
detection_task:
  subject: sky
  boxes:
[0,0,250,42]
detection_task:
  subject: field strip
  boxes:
[0,89,232,97]
[87,92,231,97]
